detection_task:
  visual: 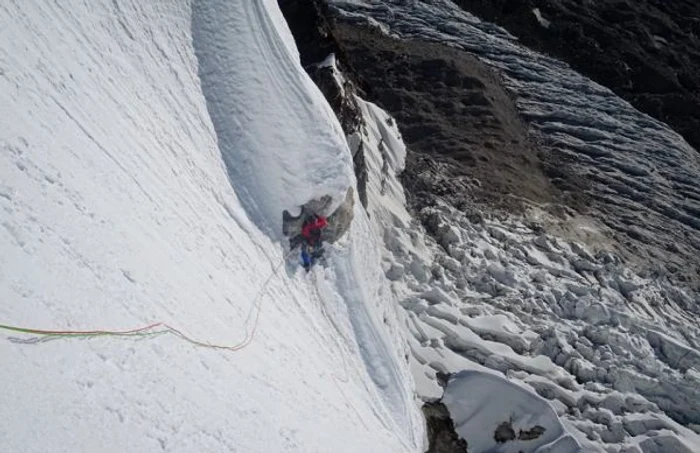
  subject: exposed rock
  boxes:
[352,138,369,208]
[423,402,469,453]
[519,424,546,441]
[277,0,338,67]
[494,421,516,443]
[326,187,355,242]
[327,21,566,214]
[281,190,354,243]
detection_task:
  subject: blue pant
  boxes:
[301,249,312,268]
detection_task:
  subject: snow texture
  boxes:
[396,201,700,453]
[532,9,551,29]
[0,1,421,452]
[4,0,700,452]
[192,0,353,234]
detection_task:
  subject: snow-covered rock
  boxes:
[443,371,581,453]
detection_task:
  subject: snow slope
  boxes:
[0,1,421,451]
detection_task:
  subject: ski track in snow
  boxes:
[0,1,421,452]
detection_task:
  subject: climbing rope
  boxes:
[1,248,294,350]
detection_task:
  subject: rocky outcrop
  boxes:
[282,190,354,244]
[423,402,469,453]
[277,0,338,68]
[328,22,566,214]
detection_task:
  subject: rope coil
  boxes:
[1,249,294,351]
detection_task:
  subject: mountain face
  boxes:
[327,0,700,291]
[280,0,700,452]
[451,0,700,154]
[3,1,700,452]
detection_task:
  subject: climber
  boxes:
[289,214,329,270]
[301,214,328,245]
[289,214,328,248]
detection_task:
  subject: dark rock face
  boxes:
[494,420,547,443]
[328,22,571,213]
[518,425,546,441]
[423,402,469,453]
[278,0,361,137]
[308,63,362,136]
[451,0,700,153]
[277,0,337,67]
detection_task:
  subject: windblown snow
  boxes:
[0,1,421,452]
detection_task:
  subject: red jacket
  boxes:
[302,216,328,243]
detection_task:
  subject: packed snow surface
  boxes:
[192,0,353,231]
[0,1,421,452]
[5,0,700,452]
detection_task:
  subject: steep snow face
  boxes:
[192,0,354,233]
[0,1,420,452]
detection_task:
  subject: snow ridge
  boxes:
[444,371,581,453]
[191,0,353,234]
